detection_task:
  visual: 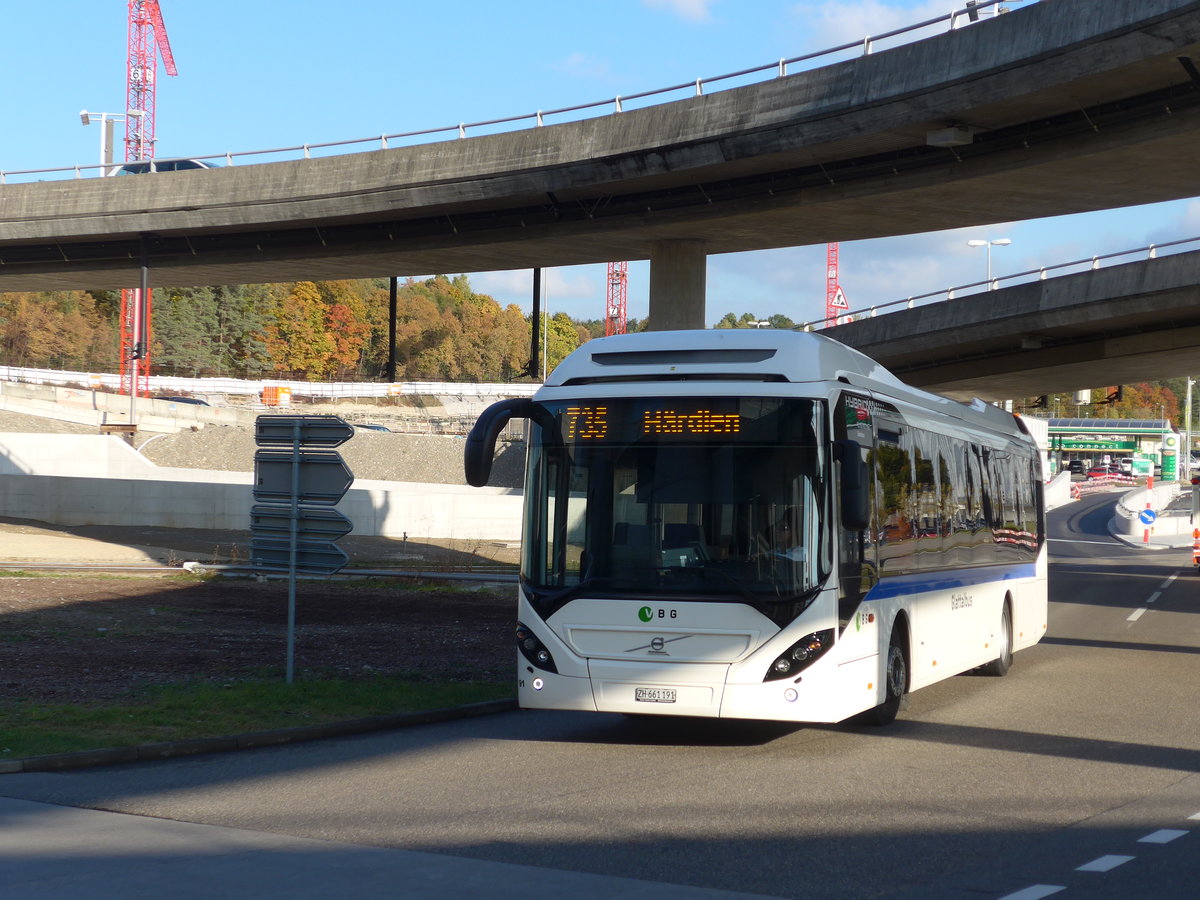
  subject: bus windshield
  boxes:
[522,397,830,607]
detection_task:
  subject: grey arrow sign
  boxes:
[253,449,354,505]
[250,505,353,540]
[250,538,350,575]
[255,415,355,448]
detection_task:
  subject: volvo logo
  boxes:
[626,634,693,655]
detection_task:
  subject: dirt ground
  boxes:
[0,573,516,705]
[0,407,522,707]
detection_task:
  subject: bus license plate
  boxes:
[635,687,676,703]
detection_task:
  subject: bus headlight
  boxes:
[764,629,834,682]
[516,623,557,673]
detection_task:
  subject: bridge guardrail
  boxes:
[0,0,1026,185]
[804,235,1200,332]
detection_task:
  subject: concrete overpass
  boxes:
[825,248,1200,401]
[1,0,1200,336]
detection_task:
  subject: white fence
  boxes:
[0,365,537,401]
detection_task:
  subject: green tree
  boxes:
[215,284,274,377]
[153,286,222,376]
[544,311,583,375]
[714,311,762,329]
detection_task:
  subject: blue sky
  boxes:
[2,0,1196,325]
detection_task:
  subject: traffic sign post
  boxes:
[1139,506,1157,544]
[251,415,355,683]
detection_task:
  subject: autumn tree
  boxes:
[265,281,334,378]
[0,291,114,370]
[316,280,373,378]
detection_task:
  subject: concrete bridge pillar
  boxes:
[648,240,707,330]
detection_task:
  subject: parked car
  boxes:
[1067,460,1086,475]
[1086,465,1112,479]
[156,395,210,406]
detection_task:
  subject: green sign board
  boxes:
[1057,439,1137,451]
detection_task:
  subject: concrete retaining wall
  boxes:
[0,432,522,541]
[0,381,255,433]
[1044,470,1073,511]
[1112,483,1191,540]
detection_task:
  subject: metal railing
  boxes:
[0,0,1026,185]
[802,235,1200,331]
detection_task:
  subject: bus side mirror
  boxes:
[464,398,537,487]
[836,439,870,531]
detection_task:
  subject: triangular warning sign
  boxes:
[831,286,849,309]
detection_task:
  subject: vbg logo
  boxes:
[638,606,678,621]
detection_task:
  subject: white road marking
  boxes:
[1146,591,1161,604]
[998,886,1065,900]
[1127,607,1147,622]
[1138,828,1188,844]
[1076,854,1134,872]
[1189,811,1200,821]
[1160,573,1179,589]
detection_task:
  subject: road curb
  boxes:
[0,698,517,775]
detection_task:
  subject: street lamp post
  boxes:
[1187,377,1195,482]
[967,238,1012,289]
[80,110,128,176]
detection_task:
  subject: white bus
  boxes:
[465,330,1046,725]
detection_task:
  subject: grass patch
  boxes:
[1,676,513,759]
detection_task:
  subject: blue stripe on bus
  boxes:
[862,564,1038,602]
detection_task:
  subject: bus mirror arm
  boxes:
[836,439,871,531]
[464,398,537,487]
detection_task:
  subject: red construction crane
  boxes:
[605,261,628,336]
[825,243,849,325]
[120,0,177,397]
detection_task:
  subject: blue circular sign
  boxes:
[1139,509,1158,525]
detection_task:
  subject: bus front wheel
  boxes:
[856,629,908,726]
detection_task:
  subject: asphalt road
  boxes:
[3,492,1198,899]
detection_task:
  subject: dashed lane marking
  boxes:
[1138,829,1188,844]
[998,886,1065,900]
[999,807,1194,898]
[1076,855,1134,872]
[1127,607,1147,622]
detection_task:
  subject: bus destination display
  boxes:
[563,404,742,441]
